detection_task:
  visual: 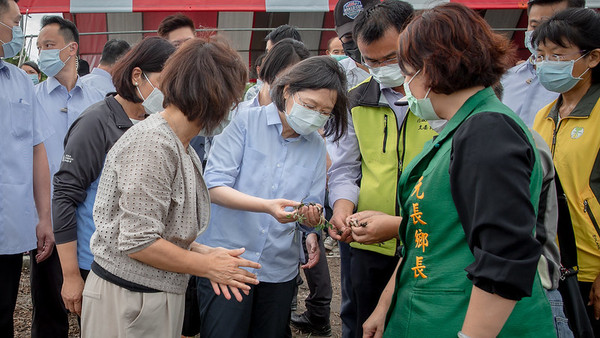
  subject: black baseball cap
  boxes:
[334,0,380,37]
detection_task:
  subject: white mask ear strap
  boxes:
[424,87,432,99]
[408,69,421,85]
[143,73,156,89]
[136,85,146,101]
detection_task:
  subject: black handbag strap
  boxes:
[555,172,579,270]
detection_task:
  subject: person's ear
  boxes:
[68,42,78,56]
[587,48,600,69]
[131,67,143,87]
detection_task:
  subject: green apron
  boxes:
[384,88,556,337]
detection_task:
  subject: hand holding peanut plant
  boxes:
[286,202,338,232]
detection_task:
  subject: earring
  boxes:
[134,82,138,86]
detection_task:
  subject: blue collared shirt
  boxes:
[198,103,327,283]
[35,76,105,191]
[81,67,115,96]
[0,60,54,254]
[501,60,559,127]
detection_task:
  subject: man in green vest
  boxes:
[326,1,437,337]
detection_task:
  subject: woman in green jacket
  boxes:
[358,3,556,337]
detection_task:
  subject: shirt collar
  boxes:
[548,83,600,120]
[46,75,84,95]
[0,59,9,78]
[106,94,134,128]
[265,103,282,126]
[91,67,111,79]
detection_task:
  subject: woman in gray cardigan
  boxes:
[81,38,260,337]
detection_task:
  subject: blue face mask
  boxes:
[0,22,24,59]
[524,30,536,56]
[536,54,590,93]
[38,43,72,77]
[403,70,440,121]
[28,73,39,85]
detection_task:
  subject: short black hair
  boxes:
[265,24,302,44]
[22,60,40,74]
[259,38,310,85]
[77,59,89,76]
[111,37,176,103]
[353,0,414,44]
[100,39,131,65]
[271,56,348,142]
[0,0,18,15]
[157,14,195,38]
[41,15,79,45]
[527,0,585,12]
[252,53,266,79]
[532,8,600,84]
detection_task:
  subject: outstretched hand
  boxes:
[346,211,401,245]
[205,247,261,302]
[266,199,299,223]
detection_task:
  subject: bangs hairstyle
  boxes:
[112,37,175,103]
[161,37,248,132]
[397,3,514,95]
[532,8,600,84]
[259,38,310,85]
[271,56,348,142]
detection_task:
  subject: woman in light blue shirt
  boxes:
[197,56,348,337]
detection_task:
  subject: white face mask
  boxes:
[137,73,164,115]
[285,94,330,135]
[369,63,405,88]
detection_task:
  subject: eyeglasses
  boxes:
[362,56,398,69]
[533,50,588,64]
[295,94,332,117]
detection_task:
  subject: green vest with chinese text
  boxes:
[383,88,555,337]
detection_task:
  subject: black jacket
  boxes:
[52,94,132,244]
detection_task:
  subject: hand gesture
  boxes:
[205,247,261,302]
[347,211,401,245]
[301,233,320,269]
[329,208,353,243]
[266,199,298,223]
[294,203,324,227]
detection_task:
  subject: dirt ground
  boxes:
[13,249,343,338]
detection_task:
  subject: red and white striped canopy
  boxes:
[17,0,599,77]
[18,0,555,13]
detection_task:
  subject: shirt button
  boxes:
[261,230,266,234]
[272,185,276,190]
[276,163,281,168]
[255,252,260,256]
